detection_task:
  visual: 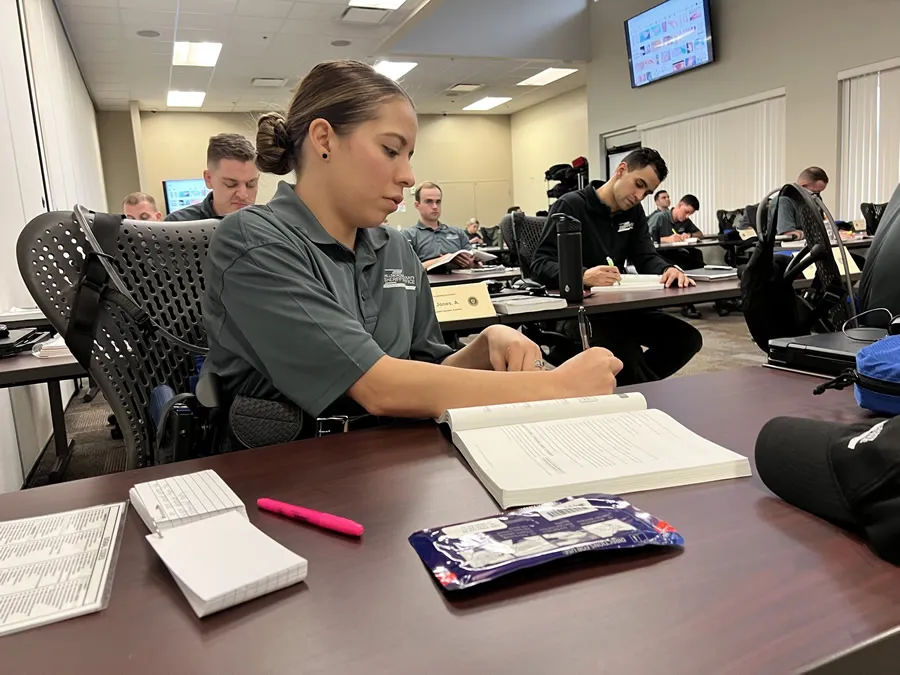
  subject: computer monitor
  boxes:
[162,178,211,214]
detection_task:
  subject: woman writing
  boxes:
[201,60,621,434]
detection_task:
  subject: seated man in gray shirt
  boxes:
[741,166,829,239]
[166,133,260,221]
[402,182,476,269]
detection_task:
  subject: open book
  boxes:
[438,394,750,508]
[426,248,497,272]
[591,274,664,293]
[131,470,307,617]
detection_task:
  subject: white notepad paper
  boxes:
[129,469,245,532]
[147,512,308,618]
[130,470,307,617]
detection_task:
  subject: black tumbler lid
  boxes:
[551,213,581,234]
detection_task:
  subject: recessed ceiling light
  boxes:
[463,96,511,111]
[167,90,206,107]
[136,29,160,38]
[372,60,417,81]
[448,83,482,92]
[251,77,286,88]
[516,67,579,86]
[331,39,352,47]
[172,42,222,68]
[348,0,407,9]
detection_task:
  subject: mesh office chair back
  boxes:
[509,212,548,280]
[861,202,888,236]
[16,210,217,469]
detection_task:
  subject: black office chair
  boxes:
[861,202,888,236]
[16,209,218,470]
[479,225,500,247]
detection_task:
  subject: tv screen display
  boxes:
[625,0,714,88]
[163,178,211,213]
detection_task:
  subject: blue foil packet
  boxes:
[409,494,684,591]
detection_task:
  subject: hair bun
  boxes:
[256,112,294,175]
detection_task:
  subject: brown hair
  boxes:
[414,182,441,201]
[122,191,157,208]
[206,133,256,167]
[256,60,412,176]
[799,166,829,185]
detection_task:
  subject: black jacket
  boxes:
[530,181,671,288]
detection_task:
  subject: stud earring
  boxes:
[322,153,328,159]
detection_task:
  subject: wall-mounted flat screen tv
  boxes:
[625,0,714,88]
[163,178,210,213]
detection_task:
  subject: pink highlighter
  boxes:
[257,498,364,537]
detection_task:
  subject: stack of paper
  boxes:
[131,470,307,617]
[492,296,567,315]
[592,274,664,292]
[32,335,72,359]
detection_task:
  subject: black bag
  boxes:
[739,185,849,352]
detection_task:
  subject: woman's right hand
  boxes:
[551,348,623,396]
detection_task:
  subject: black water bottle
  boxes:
[554,213,583,304]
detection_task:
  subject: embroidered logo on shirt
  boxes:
[618,222,634,233]
[383,269,417,291]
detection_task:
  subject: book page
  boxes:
[0,503,127,636]
[455,409,748,492]
[132,470,245,531]
[147,512,307,616]
[438,393,647,432]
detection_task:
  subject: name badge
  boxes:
[618,222,634,233]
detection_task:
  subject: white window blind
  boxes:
[24,0,106,212]
[639,96,786,234]
[839,68,900,219]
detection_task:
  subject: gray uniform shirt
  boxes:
[202,181,453,417]
[401,221,470,262]
[166,192,221,222]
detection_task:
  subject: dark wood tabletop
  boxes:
[0,351,85,388]
[2,368,898,673]
[427,268,522,286]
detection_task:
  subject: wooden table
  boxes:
[428,268,522,286]
[3,368,899,674]
[0,352,86,482]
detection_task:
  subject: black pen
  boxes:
[577,307,591,351]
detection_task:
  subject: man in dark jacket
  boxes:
[530,148,702,385]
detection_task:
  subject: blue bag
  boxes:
[815,335,900,416]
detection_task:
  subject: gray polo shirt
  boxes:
[402,221,470,262]
[648,209,701,243]
[202,181,453,417]
[166,193,221,222]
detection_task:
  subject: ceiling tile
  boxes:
[234,0,293,19]
[121,25,176,41]
[60,5,119,24]
[118,8,177,28]
[68,22,124,40]
[174,27,229,43]
[64,0,117,7]
[177,12,233,32]
[287,2,344,21]
[179,0,238,13]
[230,16,285,33]
[118,0,177,8]
[170,67,215,91]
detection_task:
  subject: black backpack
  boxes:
[739,184,855,351]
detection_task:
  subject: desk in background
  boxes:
[427,267,522,287]
[0,353,86,483]
[1,368,897,674]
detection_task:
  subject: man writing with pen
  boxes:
[530,148,703,385]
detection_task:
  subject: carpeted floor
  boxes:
[25,303,763,487]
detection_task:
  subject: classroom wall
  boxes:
[98,111,515,230]
[96,111,140,213]
[510,87,588,216]
[391,114,513,230]
[587,0,900,213]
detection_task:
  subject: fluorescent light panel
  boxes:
[172,42,222,67]
[373,60,417,81]
[463,96,511,111]
[167,90,206,107]
[516,67,578,86]
[348,0,407,9]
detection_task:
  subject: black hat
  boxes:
[755,416,900,563]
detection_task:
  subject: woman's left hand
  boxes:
[483,325,545,372]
